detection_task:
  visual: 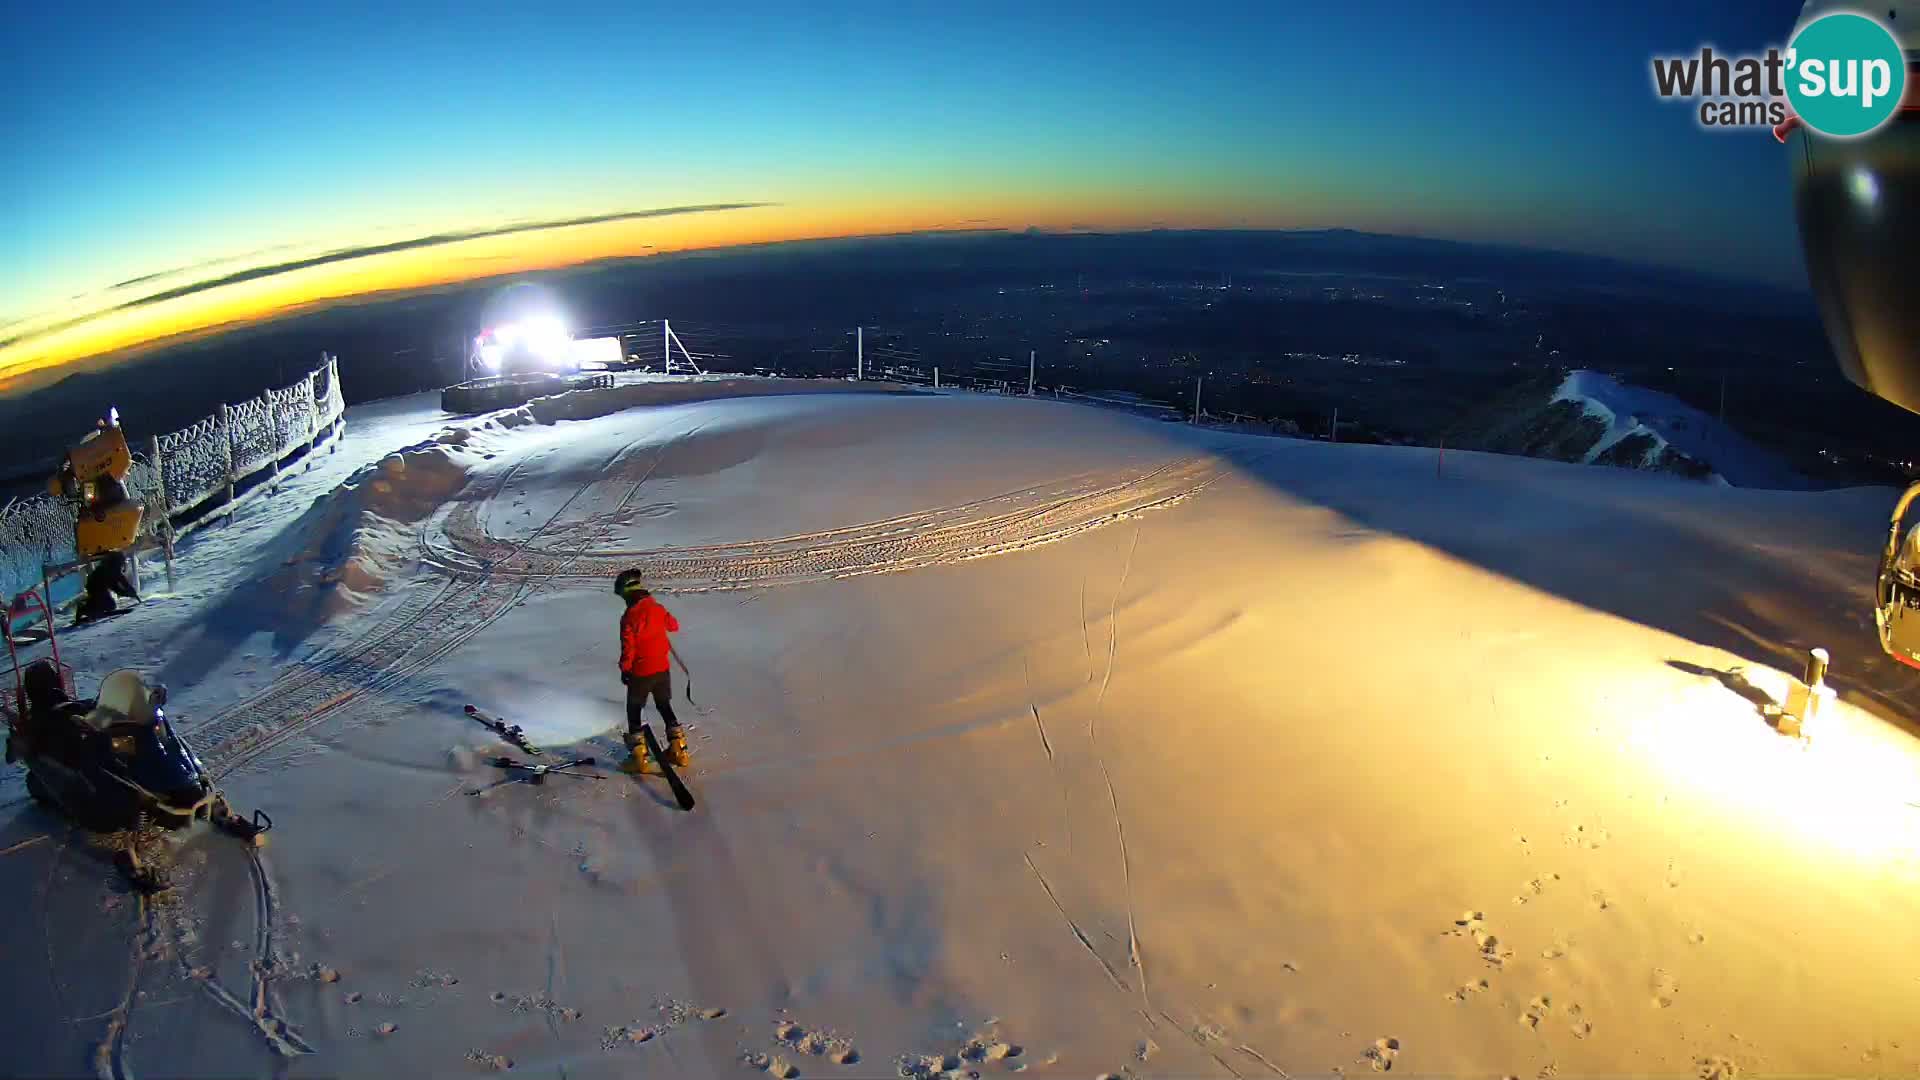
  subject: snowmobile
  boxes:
[3,590,270,891]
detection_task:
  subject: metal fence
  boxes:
[1,354,346,609]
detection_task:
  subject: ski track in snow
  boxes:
[1022,655,1072,855]
[190,450,1221,777]
[1023,852,1132,994]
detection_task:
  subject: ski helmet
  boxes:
[614,568,647,597]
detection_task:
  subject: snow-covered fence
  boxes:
[150,354,344,524]
[0,354,345,609]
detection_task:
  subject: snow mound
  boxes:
[270,431,477,614]
[1552,371,1807,489]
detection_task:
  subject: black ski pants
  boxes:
[625,670,681,736]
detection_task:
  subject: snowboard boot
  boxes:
[663,725,691,768]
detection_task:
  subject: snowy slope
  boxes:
[4,380,1919,1080]
[1552,370,1808,489]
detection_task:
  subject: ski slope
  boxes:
[3,378,1919,1080]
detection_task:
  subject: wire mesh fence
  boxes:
[0,355,346,607]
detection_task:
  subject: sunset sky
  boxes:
[2,2,1804,393]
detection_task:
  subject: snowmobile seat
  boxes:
[80,669,160,733]
[23,660,69,716]
[14,662,96,759]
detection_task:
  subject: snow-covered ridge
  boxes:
[1550,371,1806,490]
[1447,370,1806,490]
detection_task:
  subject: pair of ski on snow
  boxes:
[463,704,694,811]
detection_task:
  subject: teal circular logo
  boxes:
[1787,11,1907,137]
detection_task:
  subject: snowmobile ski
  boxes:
[639,724,696,811]
[464,704,542,755]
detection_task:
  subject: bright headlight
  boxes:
[479,344,504,369]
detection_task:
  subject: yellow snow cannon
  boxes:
[49,409,145,558]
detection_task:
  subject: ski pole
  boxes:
[669,643,713,715]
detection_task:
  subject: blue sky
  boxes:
[0,1,1811,377]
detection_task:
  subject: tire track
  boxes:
[195,448,1221,779]
[196,435,659,775]
[436,456,1222,591]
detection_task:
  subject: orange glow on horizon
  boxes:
[0,196,1288,395]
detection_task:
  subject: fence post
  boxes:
[150,434,176,591]
[305,369,319,469]
[933,367,940,389]
[268,392,282,493]
[329,354,342,451]
[220,401,237,521]
[1029,350,1035,396]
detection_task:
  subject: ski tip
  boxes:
[463,704,477,714]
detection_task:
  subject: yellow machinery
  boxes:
[49,410,144,558]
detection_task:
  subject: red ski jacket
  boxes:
[619,595,679,677]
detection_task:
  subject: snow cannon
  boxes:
[49,408,145,558]
[1783,0,1920,666]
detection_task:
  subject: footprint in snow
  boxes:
[1363,1037,1402,1072]
[1652,968,1679,1008]
[1697,1055,1740,1079]
[894,1052,962,1077]
[959,1036,1021,1063]
[1520,996,1552,1030]
[1565,1002,1591,1039]
[742,1051,799,1079]
[776,1020,850,1059]
[465,1049,514,1071]
[601,1024,659,1049]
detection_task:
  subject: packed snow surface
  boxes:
[3,376,1919,1079]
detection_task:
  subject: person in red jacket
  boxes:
[614,569,689,773]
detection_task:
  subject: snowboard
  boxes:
[638,724,696,812]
